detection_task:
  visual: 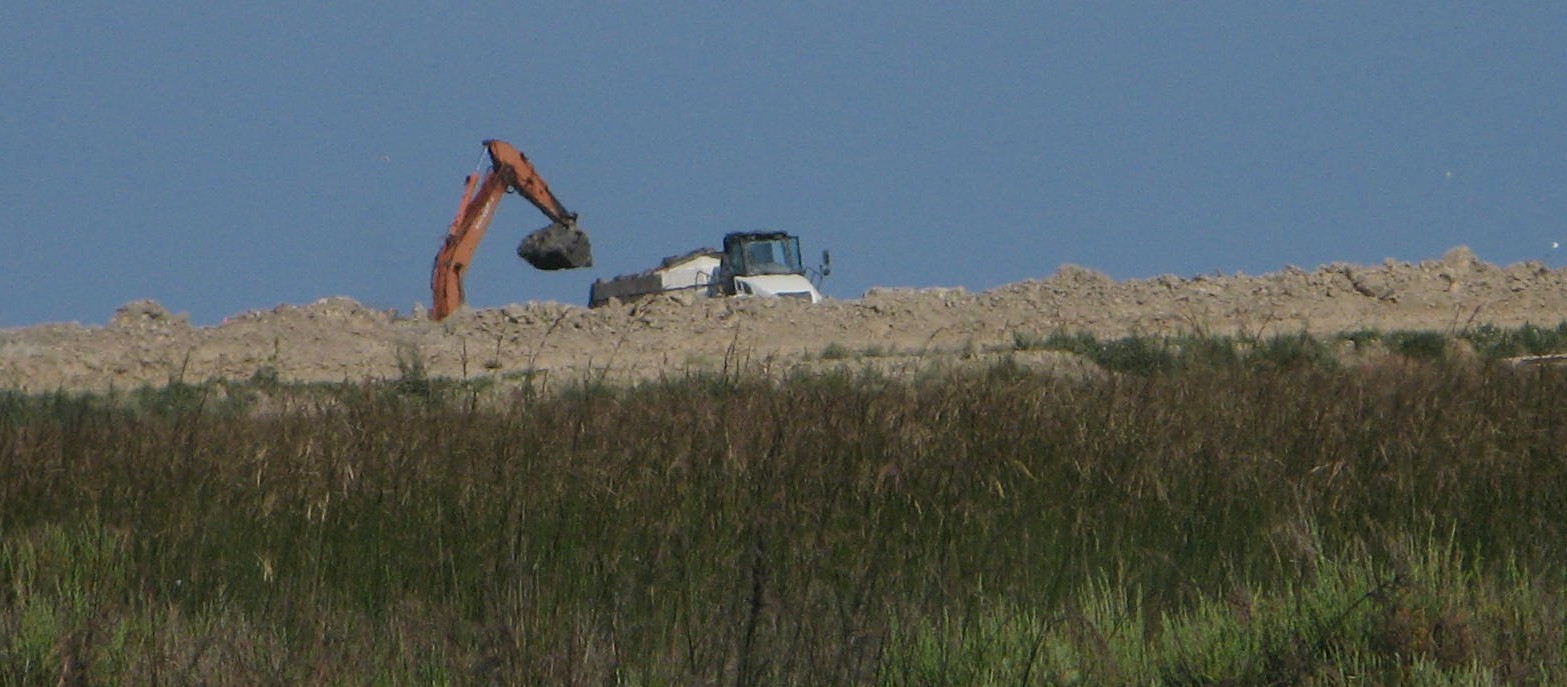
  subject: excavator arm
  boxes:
[482,139,575,225]
[430,139,590,321]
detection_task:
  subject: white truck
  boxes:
[589,232,827,308]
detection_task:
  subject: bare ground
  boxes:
[5,247,1565,394]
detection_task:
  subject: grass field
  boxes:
[4,327,1567,685]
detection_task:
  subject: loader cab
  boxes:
[715,232,823,303]
[725,232,805,277]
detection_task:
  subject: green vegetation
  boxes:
[1015,322,1567,374]
[5,326,1567,684]
[1462,321,1567,359]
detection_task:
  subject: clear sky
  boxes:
[4,4,1565,327]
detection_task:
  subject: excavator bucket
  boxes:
[518,220,593,270]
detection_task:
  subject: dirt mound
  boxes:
[4,247,1565,393]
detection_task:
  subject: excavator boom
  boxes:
[430,139,590,321]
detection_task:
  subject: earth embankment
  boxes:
[4,247,1563,393]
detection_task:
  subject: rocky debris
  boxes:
[110,300,189,329]
[4,247,1567,393]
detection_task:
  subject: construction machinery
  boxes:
[429,139,591,321]
[590,231,827,307]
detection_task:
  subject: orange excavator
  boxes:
[430,139,592,320]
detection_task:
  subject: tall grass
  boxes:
[4,330,1567,684]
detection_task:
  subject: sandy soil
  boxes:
[5,247,1565,394]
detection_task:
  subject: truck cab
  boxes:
[714,232,824,303]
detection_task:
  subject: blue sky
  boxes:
[4,3,1565,327]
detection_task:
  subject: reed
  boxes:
[3,328,1566,684]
